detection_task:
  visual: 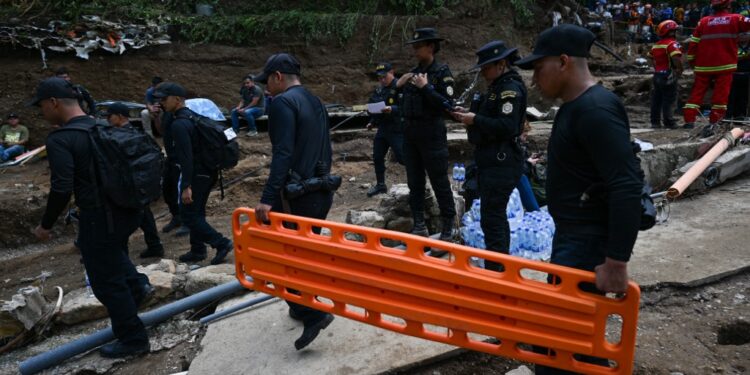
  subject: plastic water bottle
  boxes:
[84,270,94,297]
[458,163,465,183]
[452,163,459,190]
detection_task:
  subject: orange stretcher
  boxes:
[232,208,640,374]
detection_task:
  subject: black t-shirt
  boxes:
[41,116,100,228]
[546,85,642,262]
[260,85,331,205]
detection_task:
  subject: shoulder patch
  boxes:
[502,102,513,115]
[500,90,518,99]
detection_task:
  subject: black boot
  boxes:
[161,216,181,233]
[139,246,164,259]
[410,212,429,237]
[99,340,150,358]
[439,216,455,241]
[210,241,233,265]
[367,183,387,197]
[179,251,206,263]
[294,313,334,350]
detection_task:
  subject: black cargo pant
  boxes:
[139,205,163,252]
[403,124,456,221]
[727,72,750,119]
[272,190,334,325]
[534,228,611,374]
[373,130,404,184]
[180,170,231,255]
[79,206,148,345]
[650,73,678,128]
[478,165,521,271]
[163,160,181,219]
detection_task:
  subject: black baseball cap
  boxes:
[515,24,597,70]
[153,82,187,98]
[27,77,78,106]
[254,53,301,84]
[7,113,18,119]
[375,62,393,76]
[105,102,130,117]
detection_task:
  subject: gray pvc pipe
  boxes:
[19,279,246,375]
[199,294,275,325]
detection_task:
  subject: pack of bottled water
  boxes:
[461,189,555,263]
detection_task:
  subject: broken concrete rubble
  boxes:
[669,145,750,195]
[0,286,49,340]
[346,184,464,235]
[184,264,236,295]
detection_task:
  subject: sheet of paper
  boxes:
[224,128,237,141]
[367,101,386,114]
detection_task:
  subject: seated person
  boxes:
[0,113,29,162]
[230,75,265,137]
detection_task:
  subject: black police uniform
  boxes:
[468,68,526,271]
[368,76,404,189]
[256,52,336,349]
[171,106,233,262]
[42,115,149,348]
[401,52,456,235]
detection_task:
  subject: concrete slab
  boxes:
[189,294,456,375]
[630,174,750,286]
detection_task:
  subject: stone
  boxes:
[145,270,178,300]
[57,288,106,325]
[1,286,48,339]
[144,259,178,274]
[185,264,237,295]
[506,365,534,375]
[386,216,413,233]
[346,210,386,228]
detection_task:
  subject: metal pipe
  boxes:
[667,128,745,199]
[19,280,246,375]
[199,294,275,325]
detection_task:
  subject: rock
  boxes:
[1,286,49,339]
[143,259,178,274]
[386,216,413,233]
[145,270,178,300]
[346,210,385,228]
[506,365,534,375]
[185,264,236,295]
[58,288,106,325]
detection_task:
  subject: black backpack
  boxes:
[60,121,164,210]
[177,113,239,171]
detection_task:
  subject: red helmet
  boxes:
[711,0,732,7]
[657,20,678,37]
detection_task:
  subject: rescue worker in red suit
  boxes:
[684,0,750,137]
[649,20,684,129]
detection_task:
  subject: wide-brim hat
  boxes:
[474,40,518,69]
[405,28,444,45]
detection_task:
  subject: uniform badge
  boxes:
[502,102,513,114]
[446,86,454,96]
[500,90,517,99]
[388,98,394,104]
[488,93,497,101]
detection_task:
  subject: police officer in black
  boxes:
[398,28,456,241]
[366,62,404,197]
[452,41,526,272]
[155,82,233,265]
[253,53,336,351]
[31,78,150,358]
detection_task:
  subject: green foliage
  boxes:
[176,11,361,46]
[509,0,534,26]
[387,0,461,15]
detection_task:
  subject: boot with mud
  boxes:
[367,183,387,197]
[411,212,429,237]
